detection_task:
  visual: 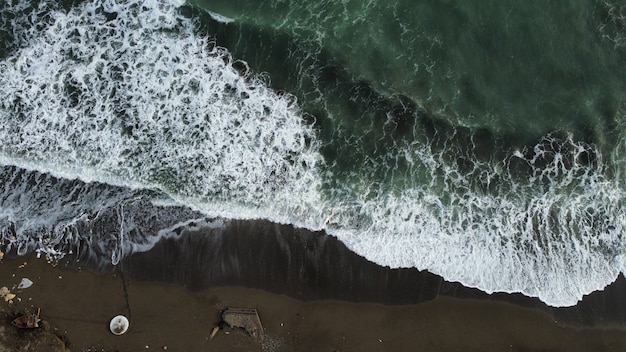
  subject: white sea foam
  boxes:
[167,0,186,7]
[1,0,626,307]
[0,0,325,263]
[0,0,325,225]
[208,10,235,24]
[329,136,626,306]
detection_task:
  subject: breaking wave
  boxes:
[0,0,625,307]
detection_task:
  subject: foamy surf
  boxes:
[0,0,324,261]
[332,136,625,306]
[0,0,324,219]
[0,0,625,308]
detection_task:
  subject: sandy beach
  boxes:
[1,220,626,351]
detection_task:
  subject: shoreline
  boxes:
[1,219,626,350]
[120,219,626,328]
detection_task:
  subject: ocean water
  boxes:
[1,0,625,307]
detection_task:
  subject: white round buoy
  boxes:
[109,315,129,335]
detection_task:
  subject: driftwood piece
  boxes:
[221,308,264,338]
[209,325,219,340]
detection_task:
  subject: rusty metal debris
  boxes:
[221,308,264,339]
[12,308,41,329]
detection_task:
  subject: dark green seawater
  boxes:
[194,0,625,136]
[189,0,626,198]
[1,0,626,306]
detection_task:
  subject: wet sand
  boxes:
[1,220,626,351]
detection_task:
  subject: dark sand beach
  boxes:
[1,220,626,351]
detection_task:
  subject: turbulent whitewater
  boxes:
[1,0,626,307]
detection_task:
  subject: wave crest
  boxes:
[0,0,323,223]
